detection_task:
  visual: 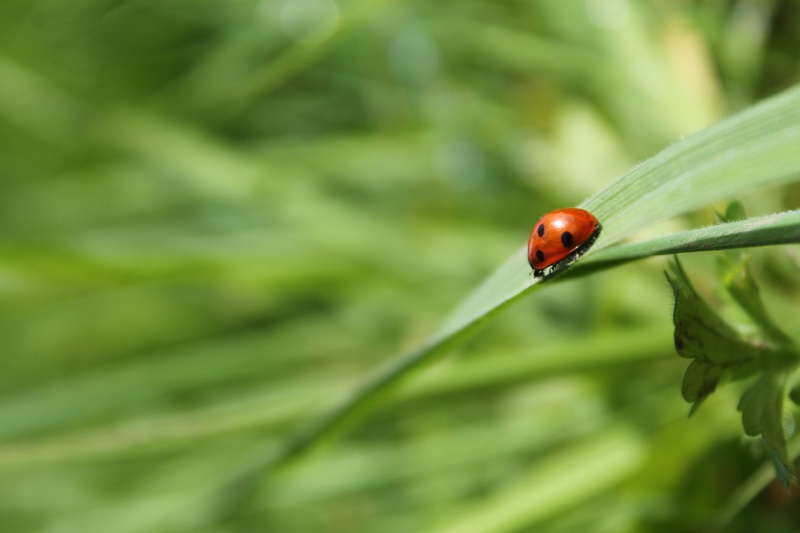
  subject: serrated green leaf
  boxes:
[667,259,760,367]
[667,256,800,421]
[681,359,723,412]
[737,373,796,486]
[666,258,762,412]
[668,248,800,485]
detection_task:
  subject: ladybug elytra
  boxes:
[527,207,601,279]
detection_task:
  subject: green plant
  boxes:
[5,2,800,531]
[214,83,800,520]
[668,245,798,484]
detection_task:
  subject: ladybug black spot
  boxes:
[535,250,545,262]
[537,224,545,237]
[561,231,574,248]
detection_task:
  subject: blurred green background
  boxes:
[1,0,800,532]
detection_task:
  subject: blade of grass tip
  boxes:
[569,209,800,277]
[210,84,800,519]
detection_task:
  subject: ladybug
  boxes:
[527,207,601,279]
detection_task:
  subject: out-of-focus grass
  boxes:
[0,1,799,532]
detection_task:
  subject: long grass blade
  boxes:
[212,84,800,514]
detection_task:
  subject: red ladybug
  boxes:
[527,208,601,278]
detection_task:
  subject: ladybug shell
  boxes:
[527,208,601,270]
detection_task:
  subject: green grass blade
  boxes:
[570,209,800,276]
[583,84,800,248]
[231,0,393,103]
[423,426,645,533]
[714,436,800,529]
[214,84,800,513]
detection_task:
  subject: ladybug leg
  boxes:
[540,264,561,280]
[533,268,544,278]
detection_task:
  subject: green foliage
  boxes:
[667,247,800,486]
[2,1,800,532]
[574,209,800,276]
[224,88,800,513]
[667,258,760,411]
[737,373,794,486]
